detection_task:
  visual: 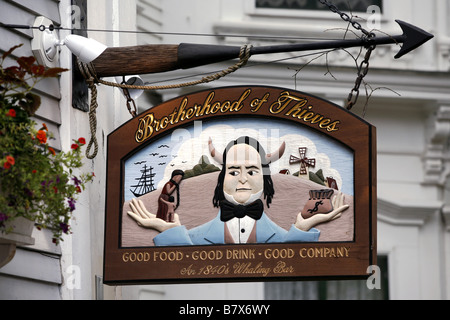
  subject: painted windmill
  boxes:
[290,147,316,180]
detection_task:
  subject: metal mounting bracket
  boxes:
[31,16,60,68]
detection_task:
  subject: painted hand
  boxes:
[295,192,349,232]
[127,198,181,232]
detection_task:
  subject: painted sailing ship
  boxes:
[130,164,156,197]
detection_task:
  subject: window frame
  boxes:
[246,0,386,22]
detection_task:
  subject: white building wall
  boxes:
[58,0,139,300]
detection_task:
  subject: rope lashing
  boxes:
[77,60,99,160]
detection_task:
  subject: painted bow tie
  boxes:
[219,199,264,222]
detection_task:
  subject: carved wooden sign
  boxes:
[103,86,376,285]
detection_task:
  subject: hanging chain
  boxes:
[346,42,376,110]
[318,0,377,110]
[119,77,138,117]
[318,0,376,39]
[122,88,137,117]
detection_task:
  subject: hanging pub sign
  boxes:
[103,85,376,285]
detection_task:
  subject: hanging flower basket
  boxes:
[0,45,94,245]
[0,216,35,246]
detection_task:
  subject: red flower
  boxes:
[6,156,15,166]
[78,137,86,145]
[48,147,56,156]
[75,186,82,193]
[36,130,47,144]
[71,143,79,150]
[6,109,16,117]
[3,156,15,169]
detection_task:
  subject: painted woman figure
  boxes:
[156,169,184,222]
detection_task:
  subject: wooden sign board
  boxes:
[103,86,376,285]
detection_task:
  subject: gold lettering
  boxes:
[226,249,256,260]
[230,88,251,112]
[135,114,154,143]
[302,111,316,122]
[315,247,322,257]
[300,248,307,258]
[220,101,231,113]
[264,248,295,259]
[273,261,294,274]
[326,121,341,132]
[174,98,189,123]
[233,262,271,277]
[185,107,195,119]
[122,251,151,263]
[270,91,303,114]
[343,247,350,257]
[267,91,342,133]
[284,100,310,117]
[198,92,215,116]
[319,119,331,128]
[134,89,342,144]
[310,114,325,124]
[211,102,221,114]
[298,247,350,259]
[153,250,184,261]
[191,250,223,261]
[250,92,270,113]
[160,116,169,129]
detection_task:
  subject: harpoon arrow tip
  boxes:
[394,20,434,59]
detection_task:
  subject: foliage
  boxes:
[0,45,93,244]
[183,155,221,179]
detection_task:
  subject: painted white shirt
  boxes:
[226,216,256,244]
[223,190,262,244]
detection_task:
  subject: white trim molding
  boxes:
[378,197,442,227]
[424,102,450,186]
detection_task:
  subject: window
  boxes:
[256,0,383,13]
[265,256,389,300]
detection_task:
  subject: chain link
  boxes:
[121,87,138,117]
[346,43,375,110]
[118,76,138,117]
[318,0,376,110]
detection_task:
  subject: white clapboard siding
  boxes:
[0,0,64,300]
[136,0,162,44]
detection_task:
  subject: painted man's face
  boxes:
[223,144,264,204]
